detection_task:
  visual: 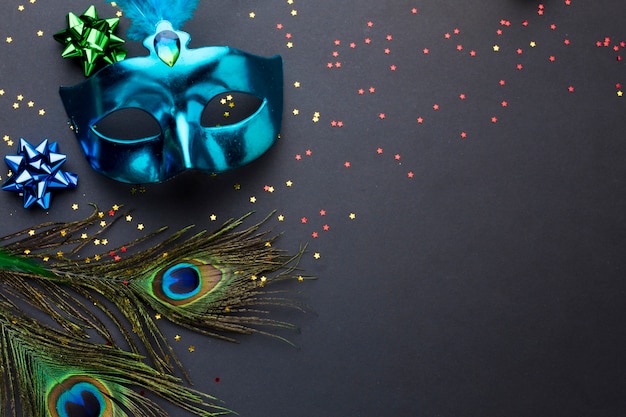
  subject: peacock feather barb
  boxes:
[0,206,310,416]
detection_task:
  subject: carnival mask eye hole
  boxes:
[92,108,162,140]
[201,92,263,127]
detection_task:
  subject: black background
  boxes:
[2,1,626,416]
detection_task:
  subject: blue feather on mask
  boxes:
[107,0,199,40]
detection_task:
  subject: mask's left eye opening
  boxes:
[92,108,162,140]
[201,92,263,127]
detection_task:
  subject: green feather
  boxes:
[0,250,53,278]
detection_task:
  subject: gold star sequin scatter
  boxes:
[2,2,626,414]
[0,90,46,116]
[13,0,584,354]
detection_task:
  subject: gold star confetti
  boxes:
[277,214,285,221]
[287,42,294,48]
[137,224,144,230]
[249,12,255,18]
[530,41,536,47]
[250,275,257,281]
[12,103,19,109]
[38,109,45,116]
[94,239,100,245]
[126,215,132,221]
[81,233,88,239]
[287,0,294,4]
[234,183,241,190]
[112,204,120,211]
[298,276,304,282]
[249,196,256,203]
[98,211,104,218]
[57,251,64,258]
[292,109,299,115]
[188,345,195,352]
[36,30,43,37]
[291,9,298,16]
[23,249,31,255]
[210,214,217,221]
[28,230,35,236]
[155,313,161,319]
[349,213,356,219]
[101,239,108,245]
[618,91,623,97]
[17,95,23,101]
[0,90,4,95]
[17,5,25,12]
[294,81,301,88]
[27,101,34,107]
[174,335,181,341]
[313,252,321,259]
[99,221,106,227]
[6,37,13,44]
[493,45,500,52]
[286,180,293,187]
[71,203,78,210]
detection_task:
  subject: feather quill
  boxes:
[107,0,200,40]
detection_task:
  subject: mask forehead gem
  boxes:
[154,30,181,67]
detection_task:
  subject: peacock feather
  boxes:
[0,302,229,417]
[0,205,310,416]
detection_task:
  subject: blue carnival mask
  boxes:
[60,18,283,184]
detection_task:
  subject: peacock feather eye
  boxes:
[152,259,226,306]
[161,262,202,300]
[48,375,113,417]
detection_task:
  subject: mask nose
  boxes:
[170,111,226,174]
[175,113,194,169]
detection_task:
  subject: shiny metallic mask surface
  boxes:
[60,25,283,184]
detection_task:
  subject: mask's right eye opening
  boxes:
[92,108,162,140]
[201,92,263,127]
